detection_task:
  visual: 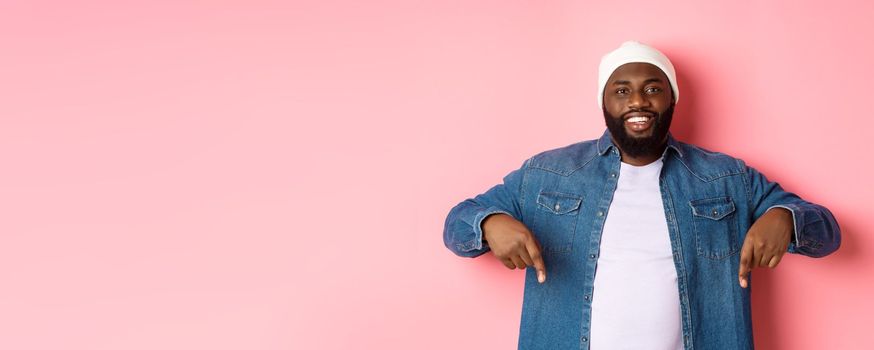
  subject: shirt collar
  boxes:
[596,128,684,158]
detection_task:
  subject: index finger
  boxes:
[738,239,754,288]
[525,239,547,283]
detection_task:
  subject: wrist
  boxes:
[481,213,509,242]
[769,207,794,239]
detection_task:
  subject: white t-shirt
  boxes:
[589,157,683,350]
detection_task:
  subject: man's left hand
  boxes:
[738,208,794,288]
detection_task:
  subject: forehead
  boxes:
[608,62,668,84]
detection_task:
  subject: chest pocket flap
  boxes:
[690,196,736,220]
[536,192,582,215]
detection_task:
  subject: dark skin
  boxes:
[484,62,793,288]
[602,62,673,166]
[482,213,547,283]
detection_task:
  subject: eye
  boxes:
[615,88,629,95]
[645,86,662,94]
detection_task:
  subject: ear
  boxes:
[668,85,676,105]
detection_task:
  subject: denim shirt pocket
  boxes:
[533,191,583,253]
[690,196,739,260]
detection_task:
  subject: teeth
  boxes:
[627,116,650,123]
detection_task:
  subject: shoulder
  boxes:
[673,140,749,181]
[525,138,601,176]
[520,137,754,180]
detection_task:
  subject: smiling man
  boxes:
[442,41,841,349]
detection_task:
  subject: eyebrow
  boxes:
[612,78,664,85]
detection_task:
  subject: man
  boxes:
[442,41,841,349]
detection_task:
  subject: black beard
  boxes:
[603,103,674,159]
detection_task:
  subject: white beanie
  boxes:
[598,41,679,108]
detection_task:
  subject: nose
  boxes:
[627,90,651,109]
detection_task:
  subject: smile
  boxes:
[624,114,655,132]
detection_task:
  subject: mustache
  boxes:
[622,109,658,119]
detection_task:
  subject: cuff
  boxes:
[767,205,800,253]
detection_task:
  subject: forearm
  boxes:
[744,162,842,258]
[442,158,529,258]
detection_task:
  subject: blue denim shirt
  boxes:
[443,129,841,350]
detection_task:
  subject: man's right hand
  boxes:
[482,213,547,283]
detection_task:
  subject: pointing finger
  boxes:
[738,238,754,288]
[526,239,547,283]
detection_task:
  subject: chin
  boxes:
[626,131,655,139]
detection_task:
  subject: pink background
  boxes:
[1,1,871,349]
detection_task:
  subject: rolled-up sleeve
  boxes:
[743,161,841,258]
[443,158,529,258]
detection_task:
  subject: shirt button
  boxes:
[554,204,561,211]
[584,295,590,300]
[597,211,604,217]
[610,173,616,177]
[582,337,588,342]
[712,209,719,215]
[589,254,596,259]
